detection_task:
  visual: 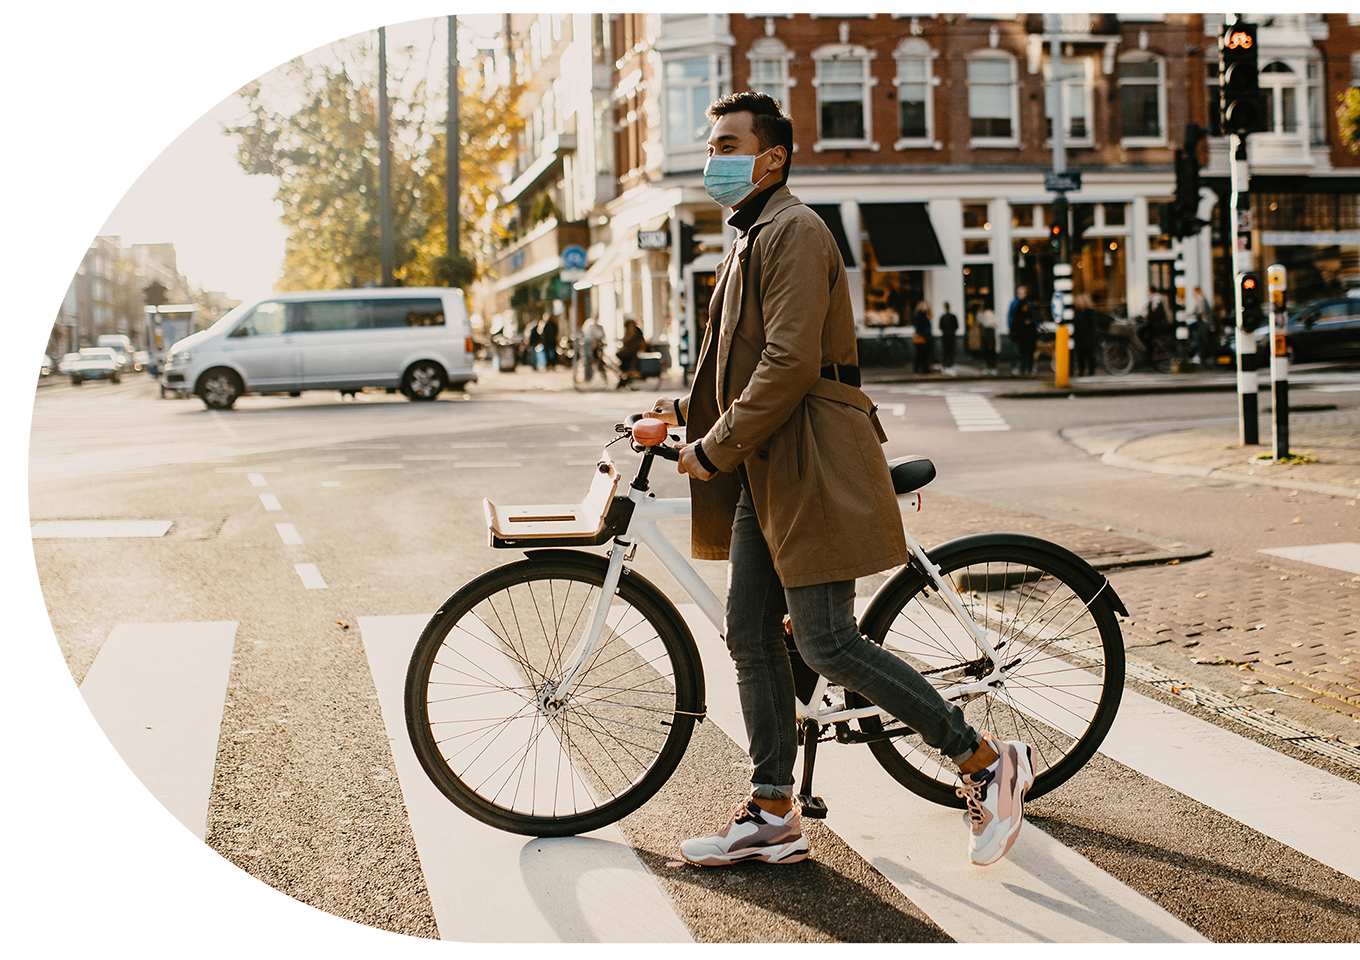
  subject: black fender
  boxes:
[521,548,707,720]
[862,532,1127,639]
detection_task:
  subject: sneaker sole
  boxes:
[970,743,1035,866]
[681,839,810,867]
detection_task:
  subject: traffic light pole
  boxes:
[1230,133,1259,446]
[1267,264,1290,460]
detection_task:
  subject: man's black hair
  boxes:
[706,91,793,183]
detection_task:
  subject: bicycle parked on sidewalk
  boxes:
[404,416,1127,837]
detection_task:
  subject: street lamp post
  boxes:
[379,26,394,287]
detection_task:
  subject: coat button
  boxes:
[757,450,768,460]
[736,443,742,448]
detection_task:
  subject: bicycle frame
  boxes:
[545,447,1010,728]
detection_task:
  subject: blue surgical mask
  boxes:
[703,148,775,207]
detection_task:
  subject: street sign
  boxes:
[637,230,669,250]
[1044,171,1082,193]
[560,244,587,282]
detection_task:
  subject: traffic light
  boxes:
[1050,195,1068,256]
[1239,273,1265,330]
[1220,21,1266,135]
[679,222,700,267]
[1158,202,1183,241]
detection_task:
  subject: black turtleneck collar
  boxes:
[725,182,783,237]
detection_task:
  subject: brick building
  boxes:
[483,13,1360,368]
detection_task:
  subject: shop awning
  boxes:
[573,238,632,290]
[808,204,857,268]
[858,202,947,270]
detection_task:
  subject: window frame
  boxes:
[967,53,1020,149]
[745,37,795,113]
[1043,55,1096,148]
[660,50,728,171]
[812,44,879,152]
[1260,60,1305,139]
[1117,53,1167,147]
[893,38,939,149]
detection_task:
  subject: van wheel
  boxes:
[71,376,83,386]
[199,368,243,410]
[402,361,445,401]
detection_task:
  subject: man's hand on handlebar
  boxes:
[677,443,715,481]
[649,397,680,426]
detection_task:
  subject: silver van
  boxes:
[161,288,477,409]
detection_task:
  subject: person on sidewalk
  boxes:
[1189,287,1214,365]
[1072,294,1098,377]
[979,307,999,374]
[912,301,934,375]
[541,312,559,369]
[648,91,1033,870]
[1008,287,1037,376]
[939,302,959,375]
[581,316,605,382]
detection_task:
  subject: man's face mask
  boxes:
[703,147,775,207]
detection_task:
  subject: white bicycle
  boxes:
[405,415,1127,836]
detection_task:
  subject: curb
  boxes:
[1101,449,1360,498]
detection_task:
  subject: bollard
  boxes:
[1053,262,1073,387]
[1267,264,1289,460]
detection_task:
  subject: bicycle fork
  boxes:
[539,536,632,714]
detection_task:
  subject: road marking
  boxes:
[274,523,303,545]
[675,604,1204,943]
[321,481,342,487]
[1259,542,1360,575]
[259,494,282,511]
[402,455,462,460]
[357,615,693,943]
[945,395,1010,432]
[450,442,509,449]
[30,520,173,538]
[337,463,405,471]
[453,462,524,469]
[26,617,236,940]
[247,473,268,487]
[213,467,283,474]
[294,563,327,589]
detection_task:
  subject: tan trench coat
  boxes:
[683,184,909,588]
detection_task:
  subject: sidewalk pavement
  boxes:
[471,360,1360,762]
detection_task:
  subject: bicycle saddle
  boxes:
[887,455,936,495]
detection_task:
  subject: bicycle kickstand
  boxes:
[796,717,829,819]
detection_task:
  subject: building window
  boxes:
[747,37,793,111]
[893,39,936,146]
[1119,56,1165,144]
[1307,61,1326,146]
[1044,57,1094,145]
[813,45,876,149]
[664,55,720,148]
[968,55,1018,145]
[1261,61,1301,136]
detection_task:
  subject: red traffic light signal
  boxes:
[1220,22,1266,135]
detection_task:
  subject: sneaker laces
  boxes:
[956,772,992,827]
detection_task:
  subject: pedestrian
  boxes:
[979,307,998,374]
[541,312,559,369]
[1008,286,1037,376]
[648,90,1033,870]
[527,320,544,370]
[939,302,959,375]
[616,315,645,388]
[582,315,605,382]
[1139,287,1170,359]
[1072,294,1098,377]
[912,301,934,375]
[1189,286,1214,365]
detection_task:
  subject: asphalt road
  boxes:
[21,372,1360,946]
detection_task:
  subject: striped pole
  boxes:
[1053,261,1073,386]
[1230,133,1258,445]
[1267,263,1289,460]
[1173,247,1189,369]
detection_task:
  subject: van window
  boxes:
[235,302,288,337]
[290,298,446,333]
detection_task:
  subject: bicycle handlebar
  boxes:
[621,413,681,461]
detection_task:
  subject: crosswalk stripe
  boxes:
[944,395,1009,432]
[356,614,693,944]
[675,604,1206,943]
[27,620,236,940]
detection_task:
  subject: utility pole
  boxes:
[1046,17,1075,387]
[447,16,460,261]
[378,26,394,287]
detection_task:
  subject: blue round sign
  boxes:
[562,245,587,272]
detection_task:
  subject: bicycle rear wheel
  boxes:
[852,535,1125,807]
[1102,339,1135,375]
[405,554,704,836]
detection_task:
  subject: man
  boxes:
[1188,286,1214,365]
[1007,286,1037,376]
[648,92,1032,869]
[581,315,605,382]
[616,315,645,388]
[938,301,959,374]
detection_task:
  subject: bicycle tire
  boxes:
[1102,340,1135,376]
[851,534,1125,808]
[405,553,704,836]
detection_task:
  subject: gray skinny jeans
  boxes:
[725,486,980,799]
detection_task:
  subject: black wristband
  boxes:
[693,442,718,476]
[673,399,686,427]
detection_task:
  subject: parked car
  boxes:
[132,350,150,372]
[27,348,52,378]
[1256,295,1360,363]
[96,334,134,369]
[161,287,477,409]
[67,347,123,386]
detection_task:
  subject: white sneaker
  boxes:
[679,799,809,866]
[956,736,1034,866]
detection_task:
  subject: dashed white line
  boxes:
[275,523,304,545]
[259,493,283,511]
[247,473,268,487]
[294,563,327,589]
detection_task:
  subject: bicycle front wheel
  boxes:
[1102,339,1135,375]
[405,555,704,836]
[852,536,1125,808]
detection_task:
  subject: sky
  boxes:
[26,7,505,299]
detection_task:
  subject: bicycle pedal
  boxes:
[796,794,828,819]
